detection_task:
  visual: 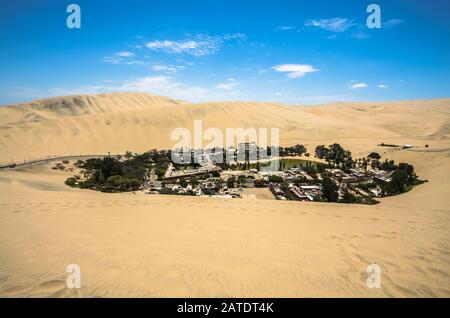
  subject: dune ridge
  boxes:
[1,93,449,164]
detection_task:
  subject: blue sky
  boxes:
[0,0,449,105]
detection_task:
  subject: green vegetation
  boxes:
[314,143,425,202]
[293,176,308,186]
[65,175,80,187]
[190,176,200,187]
[276,144,307,157]
[52,162,66,171]
[357,182,377,192]
[226,176,236,188]
[66,151,171,192]
[315,143,353,171]
[379,159,397,171]
[268,175,283,183]
[367,152,381,160]
[381,163,426,196]
[150,151,171,180]
[173,162,201,171]
[341,190,357,204]
[322,176,339,202]
[63,145,426,206]
[159,187,196,196]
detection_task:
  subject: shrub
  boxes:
[180,179,188,188]
[322,176,338,202]
[210,170,220,178]
[65,176,79,187]
[268,175,283,183]
[367,152,381,160]
[106,175,124,187]
[341,190,357,203]
[78,179,97,189]
[227,176,236,188]
[293,176,308,186]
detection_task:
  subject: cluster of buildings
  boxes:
[145,145,397,203]
[148,160,326,200]
[324,167,394,200]
[164,177,241,198]
[263,167,323,201]
[147,163,246,198]
[263,165,394,202]
[269,183,322,201]
[164,163,221,180]
[171,142,275,166]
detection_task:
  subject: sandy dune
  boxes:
[0,93,449,297]
[1,93,449,163]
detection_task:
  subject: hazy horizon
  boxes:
[1,90,450,108]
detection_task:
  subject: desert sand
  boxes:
[0,92,449,297]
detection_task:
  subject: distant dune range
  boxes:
[0,93,449,297]
[1,92,449,163]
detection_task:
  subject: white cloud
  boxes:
[274,26,296,31]
[305,17,404,39]
[267,92,353,105]
[350,82,368,89]
[151,64,185,73]
[47,76,208,102]
[215,78,239,90]
[147,40,201,52]
[305,18,354,32]
[383,19,405,29]
[305,18,368,40]
[378,84,388,89]
[116,51,134,57]
[146,33,246,57]
[102,56,145,65]
[103,57,121,64]
[46,75,247,103]
[119,76,208,100]
[125,60,145,65]
[271,64,318,78]
[215,83,238,90]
